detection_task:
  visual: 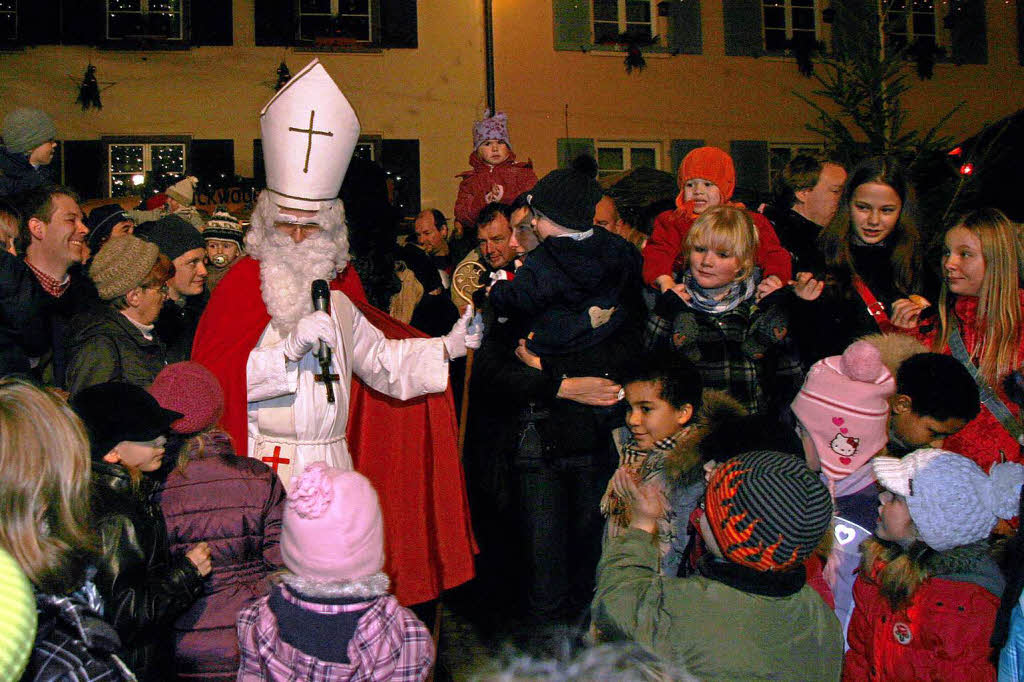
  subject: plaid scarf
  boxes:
[606,428,690,534]
[680,268,758,315]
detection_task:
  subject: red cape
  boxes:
[191,256,476,605]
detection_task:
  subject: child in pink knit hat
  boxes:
[789,338,896,644]
[236,463,434,681]
[453,110,537,235]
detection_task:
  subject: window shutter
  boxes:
[670,139,704,174]
[668,0,702,55]
[729,140,770,205]
[381,0,417,48]
[830,0,878,60]
[18,0,59,44]
[1018,0,1024,66]
[254,0,295,46]
[722,0,764,57]
[190,140,235,183]
[191,0,232,45]
[381,139,420,217]
[61,0,103,44]
[552,0,591,51]
[557,138,596,168]
[950,0,987,65]
[61,140,105,200]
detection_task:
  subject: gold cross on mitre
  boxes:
[288,110,334,174]
[258,58,361,212]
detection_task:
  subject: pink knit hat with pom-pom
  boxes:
[148,362,224,435]
[791,340,896,482]
[280,462,385,582]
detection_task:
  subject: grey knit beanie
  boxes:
[873,449,1024,551]
[89,235,160,301]
[2,108,57,154]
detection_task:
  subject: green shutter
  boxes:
[553,0,591,51]
[670,139,704,174]
[668,0,702,55]
[729,140,770,204]
[950,0,987,65]
[557,138,596,168]
[723,0,764,57]
[830,0,878,61]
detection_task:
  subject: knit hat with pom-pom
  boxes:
[873,449,1024,551]
[165,176,198,206]
[148,362,224,435]
[791,340,896,483]
[280,463,385,582]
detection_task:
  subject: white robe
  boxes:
[245,290,448,489]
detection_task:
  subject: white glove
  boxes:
[282,311,335,362]
[443,305,478,360]
[489,269,509,283]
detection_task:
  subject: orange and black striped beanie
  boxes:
[704,450,833,572]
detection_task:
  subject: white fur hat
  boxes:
[259,59,360,211]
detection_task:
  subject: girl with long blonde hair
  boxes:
[928,207,1024,469]
[0,378,136,680]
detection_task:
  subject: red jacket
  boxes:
[641,207,792,286]
[844,564,1000,681]
[453,151,537,227]
[915,293,1024,471]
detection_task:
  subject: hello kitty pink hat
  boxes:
[791,340,896,482]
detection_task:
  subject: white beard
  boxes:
[257,229,341,335]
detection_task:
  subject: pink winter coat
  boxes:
[158,430,286,681]
[453,151,537,227]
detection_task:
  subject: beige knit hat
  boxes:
[89,234,160,301]
[165,176,198,206]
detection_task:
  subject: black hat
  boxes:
[85,204,132,252]
[527,168,604,232]
[136,214,205,262]
[70,383,183,460]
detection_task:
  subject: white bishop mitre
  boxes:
[259,59,361,211]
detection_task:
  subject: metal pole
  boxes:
[484,0,496,112]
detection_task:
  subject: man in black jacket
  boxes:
[759,152,846,276]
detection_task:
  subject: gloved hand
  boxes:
[467,311,484,350]
[282,311,335,362]
[443,305,481,359]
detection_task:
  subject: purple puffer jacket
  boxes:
[157,430,286,681]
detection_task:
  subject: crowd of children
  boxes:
[4,100,1024,681]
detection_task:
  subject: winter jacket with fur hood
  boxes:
[844,540,1004,681]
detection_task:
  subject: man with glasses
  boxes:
[65,234,173,394]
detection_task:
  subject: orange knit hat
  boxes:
[678,146,736,202]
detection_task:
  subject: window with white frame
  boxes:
[768,142,824,192]
[885,0,937,52]
[107,140,187,198]
[299,0,372,42]
[106,0,184,40]
[762,0,817,52]
[0,0,15,41]
[592,0,657,45]
[596,141,660,178]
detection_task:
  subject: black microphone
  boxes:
[311,279,336,403]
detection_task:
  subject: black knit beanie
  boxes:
[527,168,604,231]
[136,214,205,262]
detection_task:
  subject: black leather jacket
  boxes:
[90,461,204,681]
